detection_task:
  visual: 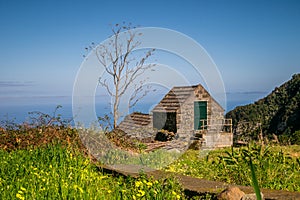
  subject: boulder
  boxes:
[217,186,245,200]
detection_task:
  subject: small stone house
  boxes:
[118,84,233,149]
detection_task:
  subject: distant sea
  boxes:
[0,92,268,126]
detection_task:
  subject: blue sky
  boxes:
[0,0,300,105]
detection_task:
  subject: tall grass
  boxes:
[166,144,300,192]
[218,144,300,191]
[249,158,262,200]
[0,145,185,200]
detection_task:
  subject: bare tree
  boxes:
[92,23,155,129]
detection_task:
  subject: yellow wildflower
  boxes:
[33,172,40,178]
[99,175,108,179]
[138,189,145,197]
[146,181,153,187]
[16,193,25,200]
[78,187,84,194]
[84,159,89,165]
[135,181,142,187]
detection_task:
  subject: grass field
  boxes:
[0,145,185,200]
[0,112,299,199]
[166,144,300,192]
[1,143,299,199]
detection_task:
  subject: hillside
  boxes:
[226,73,300,144]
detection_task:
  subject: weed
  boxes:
[0,145,187,199]
[167,144,300,192]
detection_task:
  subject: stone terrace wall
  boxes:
[203,132,233,149]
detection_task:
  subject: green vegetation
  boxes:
[166,144,300,192]
[74,127,181,169]
[0,105,185,198]
[249,158,262,200]
[0,145,185,200]
[1,106,300,199]
[226,73,300,144]
[0,109,202,199]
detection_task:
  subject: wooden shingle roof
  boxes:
[118,112,152,131]
[152,85,198,112]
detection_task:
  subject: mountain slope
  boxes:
[226,73,300,144]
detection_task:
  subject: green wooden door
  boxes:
[194,101,207,130]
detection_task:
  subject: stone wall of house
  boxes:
[203,132,233,148]
[210,99,225,118]
[177,85,222,134]
[177,95,193,135]
[176,95,194,149]
[176,85,210,147]
[177,85,232,149]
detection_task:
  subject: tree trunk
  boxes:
[113,102,117,129]
[113,84,119,129]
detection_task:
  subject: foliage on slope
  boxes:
[226,73,300,144]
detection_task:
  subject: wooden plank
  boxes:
[99,164,300,200]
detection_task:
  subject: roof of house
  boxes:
[117,112,152,131]
[152,85,198,112]
[152,84,224,112]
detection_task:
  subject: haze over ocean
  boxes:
[0,91,267,125]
